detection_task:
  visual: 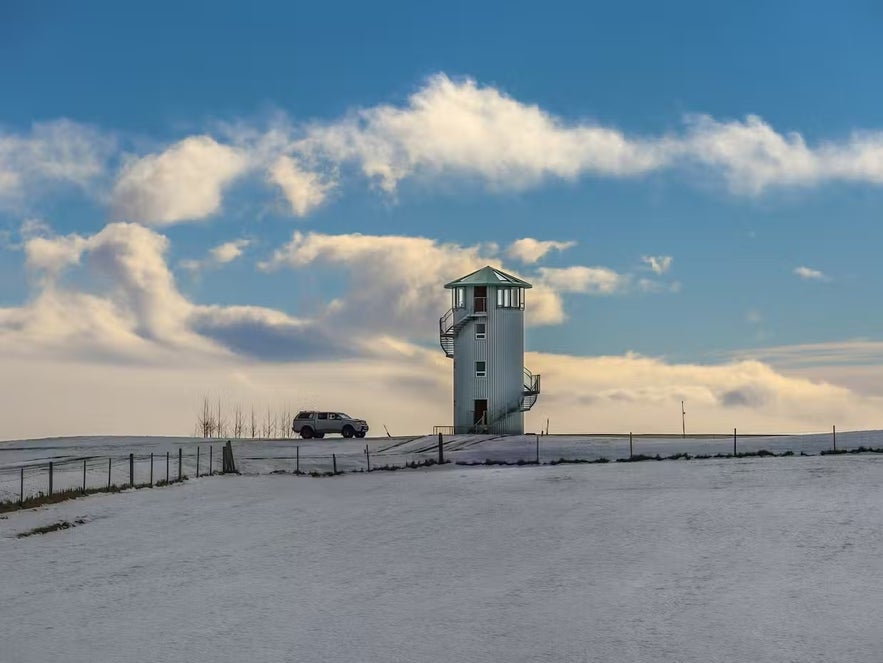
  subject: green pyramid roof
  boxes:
[444,266,533,289]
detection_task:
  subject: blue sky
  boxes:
[3,1,883,437]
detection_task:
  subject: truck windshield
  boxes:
[336,413,351,419]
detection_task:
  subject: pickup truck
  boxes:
[292,411,369,439]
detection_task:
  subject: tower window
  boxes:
[454,287,466,309]
[496,286,522,308]
[475,361,486,377]
[475,323,486,339]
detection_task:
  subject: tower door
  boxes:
[474,399,488,425]
[474,286,487,312]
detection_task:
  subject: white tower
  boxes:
[439,266,541,434]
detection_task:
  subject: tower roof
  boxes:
[444,266,533,289]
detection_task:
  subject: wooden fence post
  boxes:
[365,444,371,471]
[166,451,170,483]
[438,432,444,464]
[178,448,182,480]
[150,453,154,486]
[196,446,200,477]
[20,467,24,506]
[83,459,87,494]
[629,432,633,458]
[536,433,540,464]
[733,428,737,456]
[129,453,134,487]
[333,453,337,474]
[107,458,112,490]
[49,461,53,496]
[296,446,300,474]
[209,446,213,475]
[833,425,837,452]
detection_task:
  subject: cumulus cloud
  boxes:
[9,75,883,222]
[3,223,342,361]
[181,239,252,272]
[286,75,883,200]
[0,120,114,205]
[507,238,576,263]
[525,351,883,434]
[111,136,249,225]
[536,265,627,295]
[793,266,828,281]
[642,255,673,275]
[268,156,335,216]
[297,74,671,193]
[260,231,583,328]
[211,239,251,263]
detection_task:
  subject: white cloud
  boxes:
[642,255,673,275]
[536,265,627,295]
[269,156,334,216]
[211,239,251,263]
[297,74,670,193]
[260,231,595,328]
[507,238,576,263]
[794,266,828,281]
[0,120,114,205]
[111,136,249,225]
[180,238,252,273]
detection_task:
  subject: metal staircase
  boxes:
[439,307,482,358]
[467,367,542,433]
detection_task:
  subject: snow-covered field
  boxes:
[2,455,883,662]
[3,429,883,503]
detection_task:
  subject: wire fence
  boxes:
[234,428,883,476]
[0,445,231,510]
[4,430,883,506]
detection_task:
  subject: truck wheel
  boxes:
[342,425,355,438]
[355,432,365,438]
[300,426,314,439]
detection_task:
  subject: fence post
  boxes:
[150,453,154,486]
[733,428,737,456]
[49,461,53,496]
[108,458,112,490]
[365,444,371,472]
[129,453,134,487]
[536,433,540,464]
[833,425,837,452]
[166,451,170,483]
[178,448,182,480]
[20,467,24,506]
[209,446,213,476]
[197,446,200,478]
[438,432,444,464]
[333,453,337,474]
[629,432,633,458]
[83,459,87,494]
[296,446,300,474]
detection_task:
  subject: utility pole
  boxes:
[681,401,686,439]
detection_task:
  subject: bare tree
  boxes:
[217,398,226,438]
[196,395,215,439]
[233,404,244,438]
[250,406,257,439]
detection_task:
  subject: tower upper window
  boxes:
[453,287,466,309]
[496,286,522,309]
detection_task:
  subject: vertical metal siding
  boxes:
[452,284,525,434]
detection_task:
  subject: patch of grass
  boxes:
[17,518,87,538]
[0,476,191,514]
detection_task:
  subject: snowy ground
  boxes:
[2,455,883,662]
[3,429,883,503]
